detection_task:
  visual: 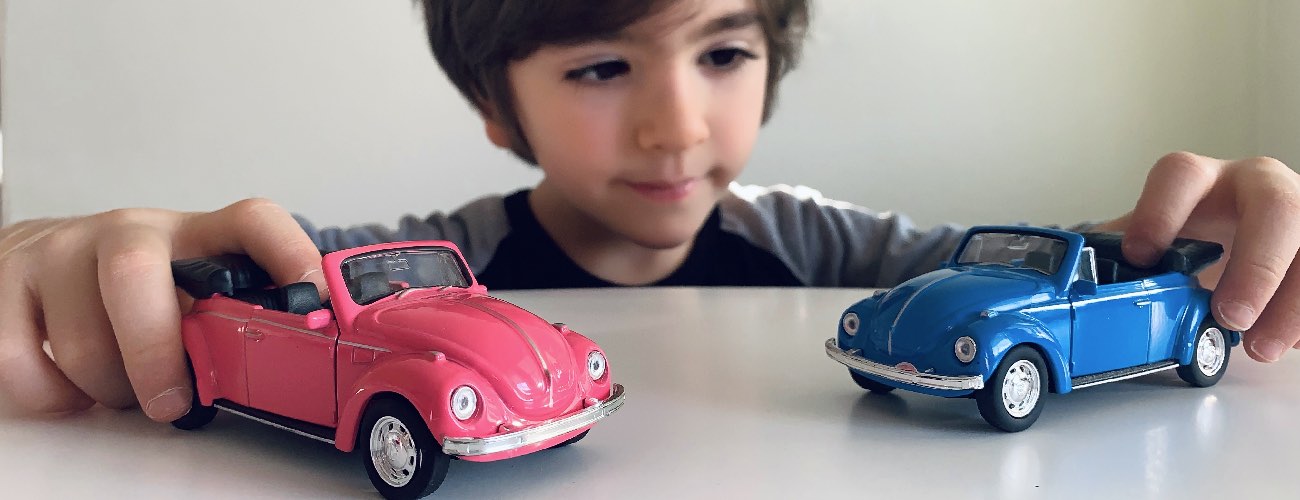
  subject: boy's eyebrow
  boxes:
[584,10,761,45]
[690,10,762,41]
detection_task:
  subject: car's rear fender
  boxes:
[976,314,1071,394]
[333,353,500,453]
[179,315,218,406]
[1172,292,1240,365]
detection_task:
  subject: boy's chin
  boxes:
[630,235,694,251]
[619,223,700,250]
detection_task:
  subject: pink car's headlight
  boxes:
[586,351,607,380]
[451,385,478,421]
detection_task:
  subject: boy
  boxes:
[1,0,1298,426]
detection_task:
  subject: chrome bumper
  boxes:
[825,339,984,391]
[442,383,626,456]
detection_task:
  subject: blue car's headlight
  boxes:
[954,336,977,364]
[842,312,860,336]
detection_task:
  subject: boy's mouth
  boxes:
[624,179,698,202]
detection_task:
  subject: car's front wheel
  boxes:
[1177,320,1230,387]
[849,369,896,393]
[549,430,589,449]
[975,346,1048,432]
[360,398,450,500]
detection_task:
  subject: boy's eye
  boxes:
[564,60,631,82]
[700,48,758,70]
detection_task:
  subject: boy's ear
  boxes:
[483,117,511,149]
[478,101,512,149]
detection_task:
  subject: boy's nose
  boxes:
[635,71,710,153]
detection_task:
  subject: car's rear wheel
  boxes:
[170,361,217,431]
[975,346,1047,432]
[1177,320,1230,387]
[849,369,896,393]
[360,398,449,500]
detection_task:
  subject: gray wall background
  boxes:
[1,1,1295,228]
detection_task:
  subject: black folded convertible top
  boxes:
[1082,232,1223,277]
[171,254,272,299]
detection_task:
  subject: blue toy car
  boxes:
[825,225,1239,432]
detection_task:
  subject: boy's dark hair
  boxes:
[420,0,810,164]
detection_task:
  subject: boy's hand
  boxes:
[0,199,325,421]
[1093,152,1300,363]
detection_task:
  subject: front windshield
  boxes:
[956,232,1068,276]
[340,247,471,305]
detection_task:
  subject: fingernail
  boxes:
[296,269,321,282]
[145,387,190,421]
[1122,239,1159,266]
[1249,338,1287,363]
[1216,300,1257,331]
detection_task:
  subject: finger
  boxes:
[1209,159,1300,332]
[96,224,191,422]
[39,236,136,409]
[1240,249,1300,362]
[1122,152,1223,267]
[0,260,95,415]
[179,199,327,299]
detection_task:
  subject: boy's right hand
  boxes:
[0,199,326,422]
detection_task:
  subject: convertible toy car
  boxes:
[169,241,626,499]
[826,225,1238,432]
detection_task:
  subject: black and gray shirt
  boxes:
[297,184,968,290]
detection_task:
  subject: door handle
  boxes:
[245,327,264,340]
[1134,299,1152,307]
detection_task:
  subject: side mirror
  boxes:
[1073,280,1098,296]
[305,309,334,330]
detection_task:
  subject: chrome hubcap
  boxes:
[369,416,418,488]
[1196,327,1226,376]
[1002,359,1041,418]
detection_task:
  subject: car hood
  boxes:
[354,291,579,420]
[863,266,1053,358]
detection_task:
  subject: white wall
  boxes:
[1259,0,1300,167]
[1,0,7,223]
[0,0,1280,229]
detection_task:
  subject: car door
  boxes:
[1070,280,1155,376]
[244,308,339,427]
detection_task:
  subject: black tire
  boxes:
[975,346,1048,432]
[1177,320,1230,387]
[550,430,589,449]
[849,370,896,393]
[359,398,450,500]
[171,362,217,431]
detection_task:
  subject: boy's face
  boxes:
[491,0,768,249]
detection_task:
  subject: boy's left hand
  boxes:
[1093,151,1300,363]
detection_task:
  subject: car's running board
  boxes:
[1070,360,1179,390]
[213,400,338,445]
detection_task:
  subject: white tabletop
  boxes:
[2,287,1298,499]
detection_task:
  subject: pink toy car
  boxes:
[169,241,626,499]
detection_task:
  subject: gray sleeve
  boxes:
[719,184,968,287]
[294,194,511,274]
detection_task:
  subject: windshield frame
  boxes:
[338,246,474,305]
[951,229,1071,276]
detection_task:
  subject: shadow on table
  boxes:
[153,411,603,498]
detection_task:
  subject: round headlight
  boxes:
[587,351,607,380]
[450,385,477,421]
[954,336,977,364]
[842,312,860,336]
